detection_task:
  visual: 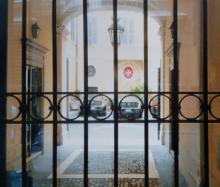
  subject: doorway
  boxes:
[26,65,44,156]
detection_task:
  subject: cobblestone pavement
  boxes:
[27,124,181,187]
[32,178,159,187]
[31,151,160,187]
[64,152,144,175]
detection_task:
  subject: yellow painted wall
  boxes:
[6,0,55,170]
[6,0,23,171]
[208,0,220,185]
[162,0,204,186]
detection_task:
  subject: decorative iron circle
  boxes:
[149,94,171,120]
[28,95,53,121]
[58,94,83,121]
[209,95,220,120]
[178,94,203,120]
[5,95,22,121]
[89,94,113,121]
[118,94,144,120]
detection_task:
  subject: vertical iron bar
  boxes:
[203,0,209,186]
[67,59,69,132]
[158,68,161,140]
[27,66,31,156]
[52,0,58,186]
[143,0,149,186]
[83,0,89,186]
[173,0,179,186]
[0,0,8,186]
[22,0,27,186]
[113,0,119,186]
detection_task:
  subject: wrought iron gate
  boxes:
[0,0,211,187]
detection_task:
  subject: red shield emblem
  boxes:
[124,66,133,79]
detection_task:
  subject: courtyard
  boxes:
[25,123,184,187]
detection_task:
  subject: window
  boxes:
[88,17,97,45]
[71,19,77,43]
[121,19,134,45]
[88,0,102,8]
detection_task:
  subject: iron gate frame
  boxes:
[0,0,8,187]
[0,0,210,187]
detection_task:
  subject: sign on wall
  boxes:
[123,66,133,79]
[88,65,96,77]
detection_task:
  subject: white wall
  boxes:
[61,11,162,93]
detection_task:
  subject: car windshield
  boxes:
[121,102,138,108]
[92,100,102,106]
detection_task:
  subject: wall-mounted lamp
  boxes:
[31,22,41,39]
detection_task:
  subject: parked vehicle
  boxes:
[119,101,142,119]
[90,100,107,117]
[150,103,160,118]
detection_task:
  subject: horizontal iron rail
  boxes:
[4,91,220,95]
[4,119,220,124]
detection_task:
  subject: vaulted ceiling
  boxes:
[57,0,172,24]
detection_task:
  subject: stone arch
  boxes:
[57,0,168,26]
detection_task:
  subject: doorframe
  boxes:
[0,0,8,186]
[26,65,44,157]
[203,0,209,185]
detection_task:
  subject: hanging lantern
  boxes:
[108,19,124,46]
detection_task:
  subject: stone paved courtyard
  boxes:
[29,151,162,187]
[26,124,187,187]
[64,151,145,175]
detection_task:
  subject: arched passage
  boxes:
[1,0,212,187]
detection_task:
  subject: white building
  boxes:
[61,11,162,93]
